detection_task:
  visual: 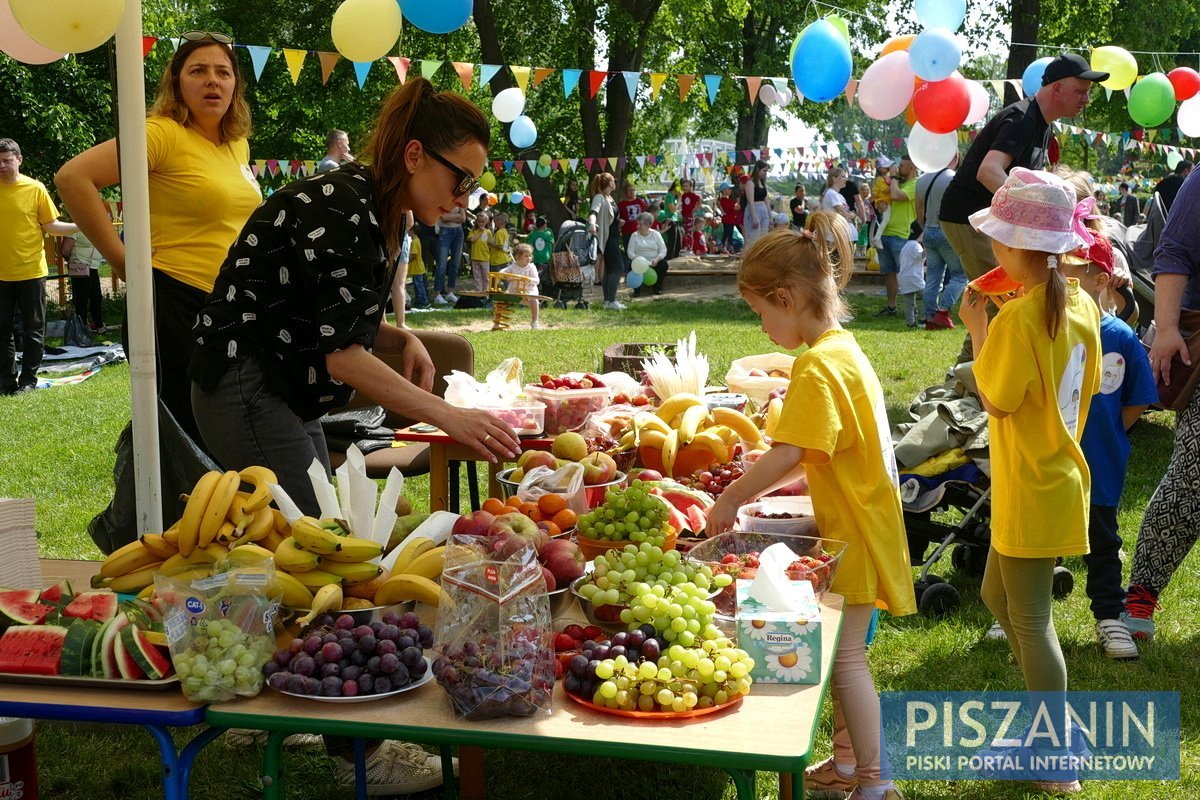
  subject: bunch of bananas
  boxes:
[615,393,767,478]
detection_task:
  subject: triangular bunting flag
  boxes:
[678,74,696,102]
[289,160,303,176]
[266,159,280,177]
[514,160,525,173]
[618,156,627,171]
[534,67,555,86]
[990,80,1006,97]
[247,46,272,82]
[492,161,503,172]
[451,62,474,91]
[649,73,667,100]
[636,155,646,168]
[504,160,515,172]
[844,78,858,107]
[142,36,156,58]
[512,65,532,92]
[386,56,410,83]
[304,160,317,175]
[353,61,372,89]
[1105,87,1113,101]
[587,70,607,99]
[420,60,441,79]
[317,52,340,85]
[621,71,640,102]
[568,158,579,171]
[1008,78,1023,99]
[770,78,788,95]
[253,160,265,177]
[741,149,754,163]
[562,68,582,98]
[584,157,595,172]
[744,76,762,103]
[480,64,502,86]
[703,74,722,105]
[284,49,307,84]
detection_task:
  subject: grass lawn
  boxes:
[1,293,1193,799]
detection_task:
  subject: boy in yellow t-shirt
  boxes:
[489,211,513,272]
[467,211,491,292]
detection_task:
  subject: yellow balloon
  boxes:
[479,172,496,191]
[331,0,402,63]
[538,154,552,168]
[10,0,124,53]
[1091,45,1138,91]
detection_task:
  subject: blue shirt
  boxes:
[1079,314,1157,507]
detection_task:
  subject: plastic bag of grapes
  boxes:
[157,565,282,703]
[432,536,555,720]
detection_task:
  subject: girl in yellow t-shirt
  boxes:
[706,212,915,800]
[467,211,491,292]
[959,169,1100,718]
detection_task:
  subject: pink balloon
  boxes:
[858,51,916,121]
[0,0,63,64]
[964,78,990,124]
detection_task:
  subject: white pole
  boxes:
[114,0,163,535]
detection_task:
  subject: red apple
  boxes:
[540,538,586,586]
[489,512,548,551]
[629,468,663,482]
[452,510,495,537]
[493,534,533,560]
[540,565,557,592]
[517,450,557,471]
[580,451,618,485]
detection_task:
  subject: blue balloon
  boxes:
[509,115,538,149]
[509,192,524,205]
[791,19,852,103]
[626,271,644,289]
[914,0,966,31]
[398,0,472,35]
[909,28,961,82]
[1022,57,1053,98]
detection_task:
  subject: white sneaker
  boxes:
[985,620,1007,641]
[603,301,626,311]
[444,291,459,304]
[531,321,540,329]
[1096,618,1139,660]
[337,740,455,796]
[432,295,448,306]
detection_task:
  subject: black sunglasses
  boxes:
[422,144,480,198]
[181,31,234,45]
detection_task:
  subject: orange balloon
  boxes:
[880,34,916,56]
[905,100,918,127]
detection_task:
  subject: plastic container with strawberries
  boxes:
[481,400,546,435]
[525,383,613,434]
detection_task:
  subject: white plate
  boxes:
[277,656,433,703]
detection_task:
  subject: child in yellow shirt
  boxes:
[467,211,491,292]
[706,212,916,800]
[489,211,513,273]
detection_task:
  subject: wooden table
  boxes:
[207,594,844,800]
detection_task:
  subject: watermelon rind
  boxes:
[61,619,101,676]
[39,579,73,605]
[99,615,131,679]
[0,589,39,605]
[0,625,68,675]
[113,626,146,680]
[120,626,172,680]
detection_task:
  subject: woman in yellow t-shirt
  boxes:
[56,32,261,441]
[706,213,916,800]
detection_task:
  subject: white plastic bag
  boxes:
[445,357,524,409]
[517,463,587,516]
[725,353,795,407]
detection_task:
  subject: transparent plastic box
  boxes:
[524,384,612,434]
[481,401,546,435]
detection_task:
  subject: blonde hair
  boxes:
[738,211,853,321]
[513,242,533,257]
[1004,247,1070,338]
[824,167,845,189]
[149,40,251,143]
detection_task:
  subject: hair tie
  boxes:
[1071,198,1098,247]
[1047,254,1059,270]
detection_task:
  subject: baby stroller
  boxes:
[546,220,594,310]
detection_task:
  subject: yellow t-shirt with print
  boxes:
[975,279,1101,558]
[0,175,58,282]
[146,116,262,293]
[406,235,425,276]
[871,175,891,211]
[468,228,491,262]
[771,329,917,614]
[489,227,512,267]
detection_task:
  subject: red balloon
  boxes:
[522,195,535,210]
[1168,67,1200,101]
[912,74,970,134]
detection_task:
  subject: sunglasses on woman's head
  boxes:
[181,31,234,45]
[421,143,481,198]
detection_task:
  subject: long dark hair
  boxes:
[365,78,490,257]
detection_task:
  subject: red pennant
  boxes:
[514,160,525,172]
[584,157,595,171]
[492,161,504,173]
[587,70,607,99]
[142,36,157,58]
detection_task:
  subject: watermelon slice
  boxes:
[98,615,131,679]
[0,589,40,605]
[0,591,55,632]
[113,627,146,680]
[967,266,1022,297]
[60,618,102,676]
[120,626,172,680]
[0,625,67,675]
[39,579,73,605]
[63,591,119,623]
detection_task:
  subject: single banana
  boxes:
[272,570,316,608]
[97,562,164,594]
[139,532,178,560]
[618,430,636,451]
[100,540,160,579]
[162,526,180,547]
[271,508,289,534]
[239,507,275,542]
[178,470,222,557]
[238,466,278,514]
[317,559,381,584]
[274,536,320,573]
[291,568,344,590]
[224,542,276,567]
[638,429,668,450]
[654,393,706,426]
[632,411,672,436]
[710,407,764,443]
[259,528,287,552]
[319,535,385,564]
[712,424,740,447]
[390,536,436,576]
[676,404,712,445]
[296,583,343,627]
[373,573,449,608]
[289,516,346,555]
[225,490,253,526]
[660,428,680,478]
[213,520,238,544]
[159,544,226,577]
[764,396,784,440]
[690,430,730,464]
[198,471,240,548]
[401,546,447,581]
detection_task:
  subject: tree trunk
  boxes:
[1006,0,1040,105]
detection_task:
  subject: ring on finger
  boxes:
[483,433,492,444]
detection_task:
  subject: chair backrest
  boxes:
[335,330,473,429]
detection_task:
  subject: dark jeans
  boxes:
[191,354,330,516]
[0,277,46,391]
[1084,505,1125,621]
[721,223,736,251]
[434,225,462,295]
[72,269,104,328]
[410,273,429,307]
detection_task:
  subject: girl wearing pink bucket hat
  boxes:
[959,167,1102,794]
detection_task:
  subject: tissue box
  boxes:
[735,579,822,684]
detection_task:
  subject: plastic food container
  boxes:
[524,384,613,434]
[685,531,847,609]
[735,496,817,535]
[703,392,748,412]
[481,401,546,435]
[496,467,627,510]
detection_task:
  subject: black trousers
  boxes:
[0,277,45,390]
[71,269,103,328]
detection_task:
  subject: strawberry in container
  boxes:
[526,373,614,434]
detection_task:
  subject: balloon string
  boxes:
[1008,40,1200,57]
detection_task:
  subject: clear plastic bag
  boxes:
[432,537,554,719]
[517,463,587,517]
[444,356,524,410]
[725,353,795,408]
[157,564,282,703]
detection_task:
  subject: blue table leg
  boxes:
[724,768,755,799]
[354,737,368,800]
[143,723,222,800]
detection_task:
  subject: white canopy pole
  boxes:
[114,0,163,534]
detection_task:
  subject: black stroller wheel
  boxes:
[951,544,988,577]
[918,582,961,617]
[1051,566,1075,599]
[575,301,588,310]
[554,300,567,309]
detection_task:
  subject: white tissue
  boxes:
[308,460,343,519]
[267,483,304,524]
[747,542,816,612]
[371,468,405,548]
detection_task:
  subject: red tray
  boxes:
[561,685,742,719]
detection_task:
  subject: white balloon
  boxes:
[964,79,990,124]
[759,84,778,106]
[492,88,526,123]
[631,256,650,274]
[858,51,916,121]
[907,122,959,172]
[1179,96,1200,137]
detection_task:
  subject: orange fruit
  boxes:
[519,501,538,517]
[541,520,561,537]
[529,508,544,522]
[482,497,507,516]
[552,508,577,530]
[505,494,523,508]
[537,493,568,516]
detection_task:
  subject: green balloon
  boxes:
[826,14,850,45]
[1128,73,1176,128]
[643,268,658,286]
